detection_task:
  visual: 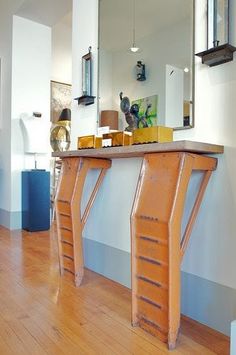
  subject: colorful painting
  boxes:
[51,81,72,123]
[132,95,158,128]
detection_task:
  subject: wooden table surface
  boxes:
[52,140,224,159]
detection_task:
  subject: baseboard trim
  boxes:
[83,237,236,337]
[83,237,131,288]
[181,270,236,336]
[0,209,22,230]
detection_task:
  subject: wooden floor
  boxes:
[0,225,229,355]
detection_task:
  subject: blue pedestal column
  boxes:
[22,170,50,232]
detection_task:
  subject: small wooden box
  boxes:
[103,131,133,147]
[133,126,173,144]
[77,135,103,149]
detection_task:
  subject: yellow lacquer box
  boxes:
[103,131,133,146]
[133,126,173,144]
[77,135,103,149]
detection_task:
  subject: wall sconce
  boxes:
[196,0,236,67]
[74,46,96,106]
[136,61,146,81]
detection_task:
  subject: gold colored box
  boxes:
[133,126,173,144]
[103,131,133,146]
[77,135,103,149]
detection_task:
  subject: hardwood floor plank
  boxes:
[0,314,32,355]
[0,225,230,355]
[181,316,230,355]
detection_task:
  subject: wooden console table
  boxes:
[53,141,223,349]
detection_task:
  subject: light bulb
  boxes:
[130,46,140,53]
[184,67,189,73]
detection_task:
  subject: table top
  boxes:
[52,140,224,159]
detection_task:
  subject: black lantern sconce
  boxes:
[196,0,236,67]
[136,61,146,81]
[75,46,96,106]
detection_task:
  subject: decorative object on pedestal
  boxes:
[196,0,236,66]
[50,108,71,152]
[74,46,96,106]
[100,110,119,130]
[20,112,49,169]
[20,112,50,231]
[136,61,146,81]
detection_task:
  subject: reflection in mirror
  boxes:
[98,0,194,130]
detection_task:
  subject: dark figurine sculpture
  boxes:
[120,92,138,132]
[130,103,150,128]
[136,61,146,81]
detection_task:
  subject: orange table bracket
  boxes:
[53,141,223,349]
[130,152,217,349]
[55,157,111,286]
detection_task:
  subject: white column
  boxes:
[71,0,99,147]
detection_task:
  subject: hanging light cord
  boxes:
[132,0,136,46]
[133,0,136,47]
[130,0,139,52]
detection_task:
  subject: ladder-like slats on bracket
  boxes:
[135,217,169,341]
[55,157,111,285]
[131,152,217,349]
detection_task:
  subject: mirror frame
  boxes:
[97,0,195,131]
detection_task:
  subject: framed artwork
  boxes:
[132,95,158,128]
[50,80,72,123]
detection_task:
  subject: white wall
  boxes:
[0,1,72,228]
[0,1,24,217]
[51,13,72,84]
[175,0,236,290]
[72,0,236,293]
[71,0,98,146]
[11,16,51,217]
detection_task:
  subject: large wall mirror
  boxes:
[98,0,195,130]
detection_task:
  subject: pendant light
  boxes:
[130,0,140,53]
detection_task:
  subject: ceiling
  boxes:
[16,0,72,27]
[100,0,193,51]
